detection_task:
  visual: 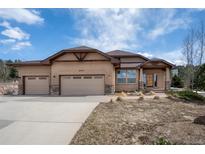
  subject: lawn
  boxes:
[70,96,205,145]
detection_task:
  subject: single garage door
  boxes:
[61,75,104,96]
[25,76,49,95]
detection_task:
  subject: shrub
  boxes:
[154,137,172,145]
[171,75,183,88]
[177,90,205,102]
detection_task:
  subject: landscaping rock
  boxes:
[193,116,205,125]
[70,98,205,145]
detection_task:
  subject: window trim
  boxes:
[116,69,137,84]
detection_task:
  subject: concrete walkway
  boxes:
[0,96,111,144]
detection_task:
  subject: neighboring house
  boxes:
[8,46,174,95]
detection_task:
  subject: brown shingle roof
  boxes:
[107,50,150,61]
[107,50,136,56]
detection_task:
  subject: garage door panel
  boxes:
[25,77,49,95]
[61,75,104,96]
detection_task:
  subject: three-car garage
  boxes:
[23,75,105,96]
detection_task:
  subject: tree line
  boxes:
[172,20,205,91]
[0,59,19,82]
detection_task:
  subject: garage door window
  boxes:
[84,76,92,79]
[73,76,81,79]
[94,76,103,79]
[39,77,47,80]
[28,77,36,80]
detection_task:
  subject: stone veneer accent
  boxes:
[105,84,115,94]
[18,84,23,95]
[138,81,144,90]
[50,85,60,95]
[165,81,171,90]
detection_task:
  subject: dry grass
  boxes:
[70,98,205,145]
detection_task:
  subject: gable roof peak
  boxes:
[64,45,97,51]
[107,50,136,56]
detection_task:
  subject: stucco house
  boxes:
[8,46,174,96]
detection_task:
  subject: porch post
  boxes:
[139,68,144,90]
[165,67,171,90]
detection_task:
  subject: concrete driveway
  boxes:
[0,96,111,145]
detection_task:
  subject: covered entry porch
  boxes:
[138,59,173,91]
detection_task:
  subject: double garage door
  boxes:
[61,75,105,96]
[24,75,104,95]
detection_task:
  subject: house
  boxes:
[8,46,174,95]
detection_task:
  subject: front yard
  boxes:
[70,95,205,145]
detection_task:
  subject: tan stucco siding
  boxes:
[143,69,165,90]
[84,53,108,60]
[17,66,51,84]
[55,52,108,61]
[120,57,146,63]
[55,53,77,60]
[51,61,115,86]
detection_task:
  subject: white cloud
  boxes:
[72,9,142,51]
[0,21,11,28]
[137,52,153,58]
[0,39,16,44]
[155,49,186,65]
[0,9,44,25]
[1,27,30,40]
[11,41,31,50]
[71,9,191,52]
[147,9,190,40]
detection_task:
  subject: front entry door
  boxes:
[146,74,153,87]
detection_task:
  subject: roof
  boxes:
[140,58,175,68]
[7,46,173,67]
[120,63,143,68]
[107,50,136,56]
[42,46,119,64]
[107,50,150,61]
[6,60,50,66]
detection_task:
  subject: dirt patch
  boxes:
[70,98,205,145]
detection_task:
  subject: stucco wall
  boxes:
[17,66,51,84]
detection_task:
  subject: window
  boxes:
[28,77,36,80]
[127,70,136,83]
[84,76,92,79]
[154,74,158,87]
[117,70,126,83]
[117,69,136,84]
[94,76,103,79]
[143,74,146,87]
[39,77,47,80]
[73,76,81,79]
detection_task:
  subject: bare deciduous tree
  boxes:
[182,20,205,90]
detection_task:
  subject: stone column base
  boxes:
[18,84,23,95]
[50,85,60,95]
[138,81,144,90]
[165,81,171,90]
[105,85,115,94]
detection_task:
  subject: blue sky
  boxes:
[0,8,205,65]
